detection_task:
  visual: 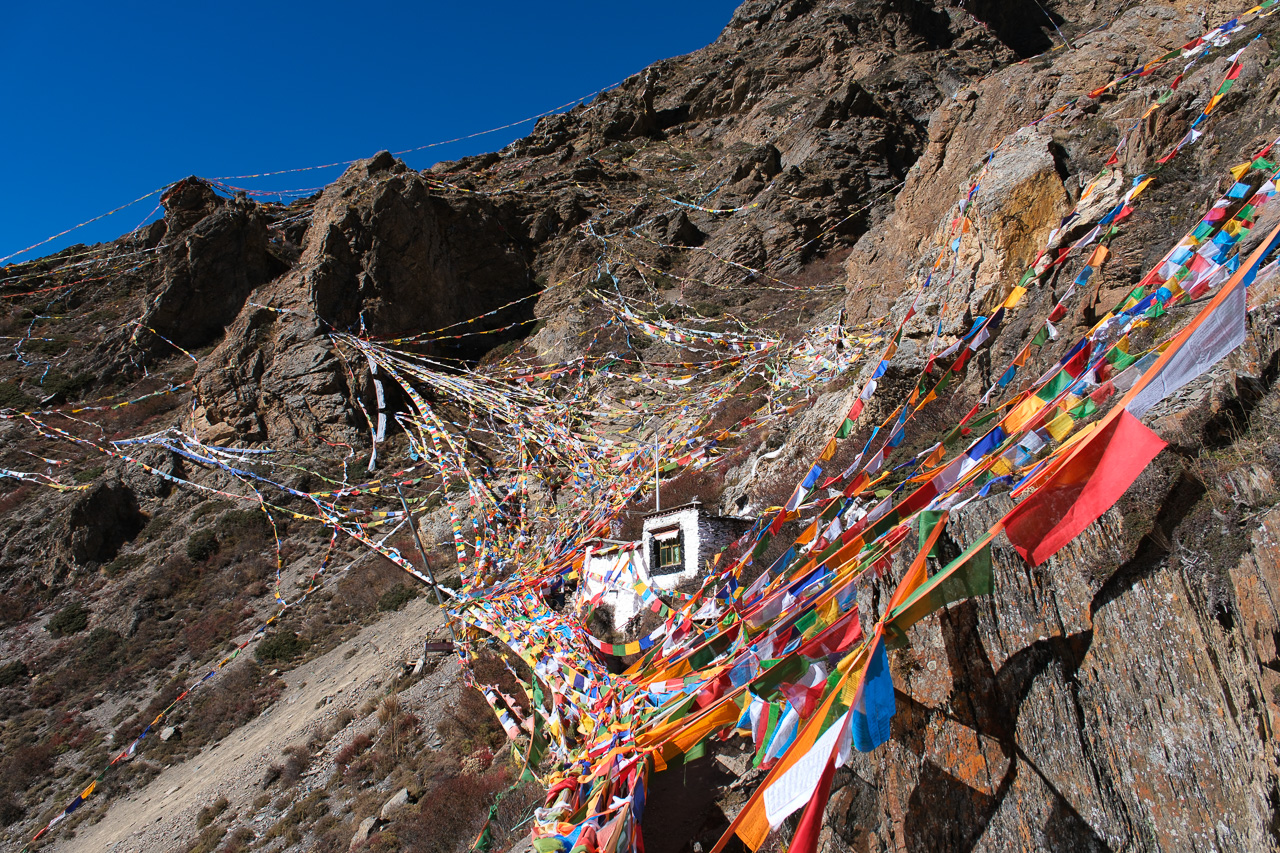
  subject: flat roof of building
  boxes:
[641,499,754,523]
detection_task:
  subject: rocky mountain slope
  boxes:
[2,0,1280,851]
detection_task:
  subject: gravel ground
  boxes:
[52,596,460,853]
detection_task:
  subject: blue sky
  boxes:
[0,1,741,264]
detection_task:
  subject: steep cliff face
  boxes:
[2,1,1280,852]
[166,0,1036,448]
[819,3,1280,848]
[190,152,537,445]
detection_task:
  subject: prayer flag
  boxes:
[1002,409,1165,566]
[849,633,894,751]
[884,531,995,648]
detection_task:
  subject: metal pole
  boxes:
[654,427,660,512]
[396,483,457,643]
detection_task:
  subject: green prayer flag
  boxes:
[821,499,844,521]
[884,537,994,649]
[1036,370,1073,402]
[749,653,808,700]
[1106,347,1138,369]
[793,608,820,638]
[967,410,999,432]
[1031,325,1050,348]
[1068,397,1098,419]
[917,511,947,558]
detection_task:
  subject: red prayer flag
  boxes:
[1063,341,1093,378]
[1002,409,1165,565]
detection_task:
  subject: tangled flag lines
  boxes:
[13,1,1280,850]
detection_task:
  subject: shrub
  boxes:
[183,606,243,661]
[334,732,374,767]
[216,509,276,543]
[398,769,512,853]
[182,662,282,747]
[47,601,89,637]
[435,687,508,755]
[186,529,219,562]
[0,382,35,410]
[196,795,230,828]
[0,794,24,826]
[0,661,28,687]
[139,513,171,541]
[104,552,144,577]
[40,370,94,400]
[256,632,310,664]
[280,744,310,786]
[77,627,124,679]
[377,584,416,612]
[73,465,105,484]
[223,826,254,853]
[0,742,53,789]
[0,484,32,517]
[185,822,226,853]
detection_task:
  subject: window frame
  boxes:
[650,527,685,576]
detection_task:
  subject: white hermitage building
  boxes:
[579,499,754,631]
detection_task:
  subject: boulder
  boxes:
[137,178,288,353]
[350,815,379,850]
[192,152,537,447]
[62,481,145,566]
[379,787,411,821]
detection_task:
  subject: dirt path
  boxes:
[55,597,454,853]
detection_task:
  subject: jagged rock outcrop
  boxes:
[174,0,1036,448]
[61,481,144,567]
[832,318,1280,850]
[138,178,289,352]
[190,152,536,445]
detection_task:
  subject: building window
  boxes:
[659,538,682,570]
[651,529,684,576]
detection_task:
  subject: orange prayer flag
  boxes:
[884,512,948,614]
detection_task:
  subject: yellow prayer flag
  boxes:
[817,597,841,631]
[1046,411,1075,442]
[1003,286,1028,309]
[1005,395,1046,433]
